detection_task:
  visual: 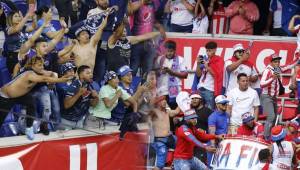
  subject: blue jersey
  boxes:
[270,0,300,35]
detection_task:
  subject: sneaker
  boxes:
[25,127,34,140]
[40,122,50,136]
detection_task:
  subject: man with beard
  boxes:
[190,92,213,165]
[173,111,222,170]
[207,95,229,165]
[61,65,99,129]
[190,92,212,132]
[237,112,264,138]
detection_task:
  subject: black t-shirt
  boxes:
[106,38,131,72]
[195,106,213,132]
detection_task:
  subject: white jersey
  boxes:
[272,141,294,170]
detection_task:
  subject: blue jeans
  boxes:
[130,40,156,76]
[151,138,168,169]
[199,88,215,110]
[170,24,193,33]
[174,157,208,170]
[32,86,61,124]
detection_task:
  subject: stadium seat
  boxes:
[281,100,297,121]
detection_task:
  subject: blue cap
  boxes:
[118,65,133,77]
[104,71,117,83]
[59,62,76,75]
[242,112,255,124]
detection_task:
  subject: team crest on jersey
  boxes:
[184,131,191,136]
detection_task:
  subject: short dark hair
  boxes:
[237,73,248,80]
[164,40,176,50]
[34,37,47,47]
[35,6,50,18]
[77,65,90,75]
[205,41,217,49]
[258,149,271,162]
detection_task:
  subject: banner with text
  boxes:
[0,132,148,170]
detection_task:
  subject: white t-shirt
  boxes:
[227,87,260,126]
[224,60,259,95]
[170,0,196,26]
[269,0,282,29]
[197,68,214,92]
[156,56,187,96]
[272,141,294,170]
[251,163,277,170]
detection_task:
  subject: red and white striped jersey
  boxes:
[260,65,279,97]
[210,5,228,34]
[261,61,298,96]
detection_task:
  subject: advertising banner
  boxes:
[0,132,148,170]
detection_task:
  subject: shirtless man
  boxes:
[0,56,72,140]
[72,14,108,71]
[149,96,179,170]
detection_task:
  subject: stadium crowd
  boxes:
[0,0,300,169]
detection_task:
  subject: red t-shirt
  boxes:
[237,122,264,138]
[174,125,216,160]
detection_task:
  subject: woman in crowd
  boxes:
[4,9,35,74]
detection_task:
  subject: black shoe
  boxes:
[40,122,50,136]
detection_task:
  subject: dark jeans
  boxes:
[170,24,193,33]
[130,41,156,76]
[0,93,35,128]
[93,45,107,85]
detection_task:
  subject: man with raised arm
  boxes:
[0,56,72,140]
[72,14,108,71]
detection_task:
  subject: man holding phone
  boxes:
[260,54,298,140]
[224,43,259,95]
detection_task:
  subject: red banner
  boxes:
[167,37,297,90]
[0,132,148,170]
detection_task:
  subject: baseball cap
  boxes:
[118,65,133,77]
[215,95,229,104]
[233,43,244,52]
[271,125,287,142]
[184,109,198,120]
[104,71,118,83]
[269,53,282,61]
[59,62,76,75]
[242,112,255,124]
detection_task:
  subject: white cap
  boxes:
[190,94,202,99]
[233,43,244,52]
[215,95,229,104]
